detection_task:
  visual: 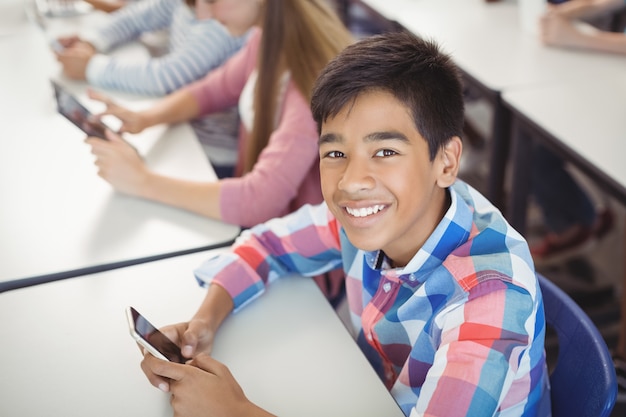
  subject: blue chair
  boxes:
[537,273,617,417]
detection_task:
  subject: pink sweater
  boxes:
[185,28,322,228]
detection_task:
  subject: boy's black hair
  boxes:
[311,30,464,161]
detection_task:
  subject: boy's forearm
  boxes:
[193,283,235,334]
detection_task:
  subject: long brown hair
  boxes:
[243,0,353,174]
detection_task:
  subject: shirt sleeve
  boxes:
[85,11,244,95]
[82,0,176,52]
[185,28,260,113]
[411,280,537,416]
[194,203,343,312]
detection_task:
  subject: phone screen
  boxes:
[126,307,185,364]
[51,81,109,139]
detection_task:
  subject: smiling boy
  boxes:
[140,31,551,416]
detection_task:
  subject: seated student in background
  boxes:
[55,0,246,173]
[529,0,618,258]
[86,0,353,299]
[528,141,613,263]
[540,0,626,54]
[138,31,551,417]
[537,3,622,280]
[54,0,244,96]
[541,0,626,392]
[85,0,353,225]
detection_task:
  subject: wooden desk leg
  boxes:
[487,95,512,212]
[507,117,532,236]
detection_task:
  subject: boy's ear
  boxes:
[436,136,462,188]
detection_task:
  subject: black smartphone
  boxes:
[125,306,186,364]
[51,81,110,140]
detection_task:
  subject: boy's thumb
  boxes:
[181,330,198,358]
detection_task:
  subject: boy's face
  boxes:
[319,90,460,267]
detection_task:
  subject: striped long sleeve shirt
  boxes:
[194,180,551,416]
[82,0,244,96]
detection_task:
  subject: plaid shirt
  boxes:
[195,180,551,416]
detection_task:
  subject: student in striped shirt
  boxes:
[83,0,353,227]
[54,0,246,173]
[53,0,244,96]
[138,31,552,416]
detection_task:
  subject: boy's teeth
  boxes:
[346,205,385,218]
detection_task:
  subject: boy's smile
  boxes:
[319,89,461,267]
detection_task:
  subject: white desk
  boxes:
[357,0,626,222]
[0,9,240,287]
[361,0,626,88]
[0,250,405,417]
[503,76,626,232]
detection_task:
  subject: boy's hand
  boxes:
[142,353,266,417]
[87,89,150,134]
[159,319,218,359]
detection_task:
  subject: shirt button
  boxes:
[383,282,391,293]
[368,333,373,341]
[409,274,416,282]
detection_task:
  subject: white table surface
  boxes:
[361,0,626,91]
[0,8,240,283]
[0,250,404,417]
[503,75,626,194]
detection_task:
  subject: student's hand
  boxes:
[86,129,148,196]
[159,318,219,359]
[57,35,82,48]
[547,0,622,19]
[142,353,269,417]
[87,89,150,134]
[540,13,587,48]
[138,320,217,396]
[55,42,96,80]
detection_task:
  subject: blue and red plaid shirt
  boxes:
[195,180,551,416]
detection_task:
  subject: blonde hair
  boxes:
[243,0,354,173]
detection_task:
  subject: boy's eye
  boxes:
[324,150,345,158]
[375,149,397,157]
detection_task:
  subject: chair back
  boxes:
[537,273,617,417]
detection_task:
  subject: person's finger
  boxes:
[180,326,200,358]
[86,88,108,102]
[87,89,118,111]
[104,128,124,143]
[180,319,214,358]
[85,136,109,149]
[187,353,226,376]
[141,354,188,392]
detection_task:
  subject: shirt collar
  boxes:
[364,183,473,276]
